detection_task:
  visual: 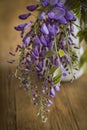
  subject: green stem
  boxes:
[64,26,75,79]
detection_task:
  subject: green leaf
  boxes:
[53,66,62,78]
[58,49,66,58]
[77,28,87,43]
[80,51,87,67]
[49,65,58,75]
[52,66,62,85]
[45,50,55,58]
[53,73,62,86]
[48,66,62,86]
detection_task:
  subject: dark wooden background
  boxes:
[0,0,87,130]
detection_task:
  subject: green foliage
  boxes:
[52,66,62,86]
[65,0,81,17]
[45,50,55,58]
[49,65,58,75]
[49,65,62,86]
[77,27,87,43]
[80,51,87,67]
[58,49,66,58]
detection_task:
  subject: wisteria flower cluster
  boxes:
[11,0,80,122]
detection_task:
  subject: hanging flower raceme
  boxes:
[13,0,79,123]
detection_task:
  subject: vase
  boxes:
[62,21,84,82]
[62,45,85,82]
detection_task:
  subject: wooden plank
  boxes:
[15,73,87,130]
[0,67,17,130]
[0,68,87,130]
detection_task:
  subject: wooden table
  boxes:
[0,66,87,130]
[0,0,87,129]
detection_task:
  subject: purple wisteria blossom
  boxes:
[14,0,78,122]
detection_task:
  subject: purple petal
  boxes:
[42,0,49,6]
[54,83,60,91]
[70,24,74,32]
[18,13,31,20]
[26,5,38,11]
[68,37,73,45]
[50,87,55,98]
[34,35,41,45]
[55,58,60,66]
[14,22,32,31]
[40,12,46,20]
[65,11,76,21]
[57,16,67,24]
[24,21,32,29]
[14,23,27,31]
[62,41,66,46]
[57,2,64,7]
[40,35,47,46]
[49,0,59,6]
[62,65,68,76]
[48,40,54,50]
[48,12,55,19]
[41,23,49,35]
[52,7,65,20]
[48,24,59,35]
[37,61,43,70]
[23,37,30,46]
[26,57,31,63]
[33,46,39,56]
[48,99,53,105]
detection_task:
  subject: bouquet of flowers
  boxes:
[9,0,87,122]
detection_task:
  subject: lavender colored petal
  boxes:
[40,12,46,20]
[57,16,67,24]
[50,87,55,98]
[62,41,66,46]
[47,40,54,50]
[62,65,68,76]
[33,46,39,56]
[23,36,30,46]
[26,57,31,63]
[54,83,60,91]
[48,24,59,35]
[42,0,49,6]
[34,35,41,45]
[68,37,73,45]
[65,11,76,21]
[57,2,64,7]
[41,23,49,35]
[24,21,32,29]
[48,12,55,19]
[52,7,65,20]
[55,58,60,66]
[38,61,43,70]
[49,0,59,6]
[40,35,47,46]
[14,23,27,31]
[70,24,74,32]
[48,99,53,105]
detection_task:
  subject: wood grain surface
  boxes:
[0,66,87,130]
[0,0,87,130]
